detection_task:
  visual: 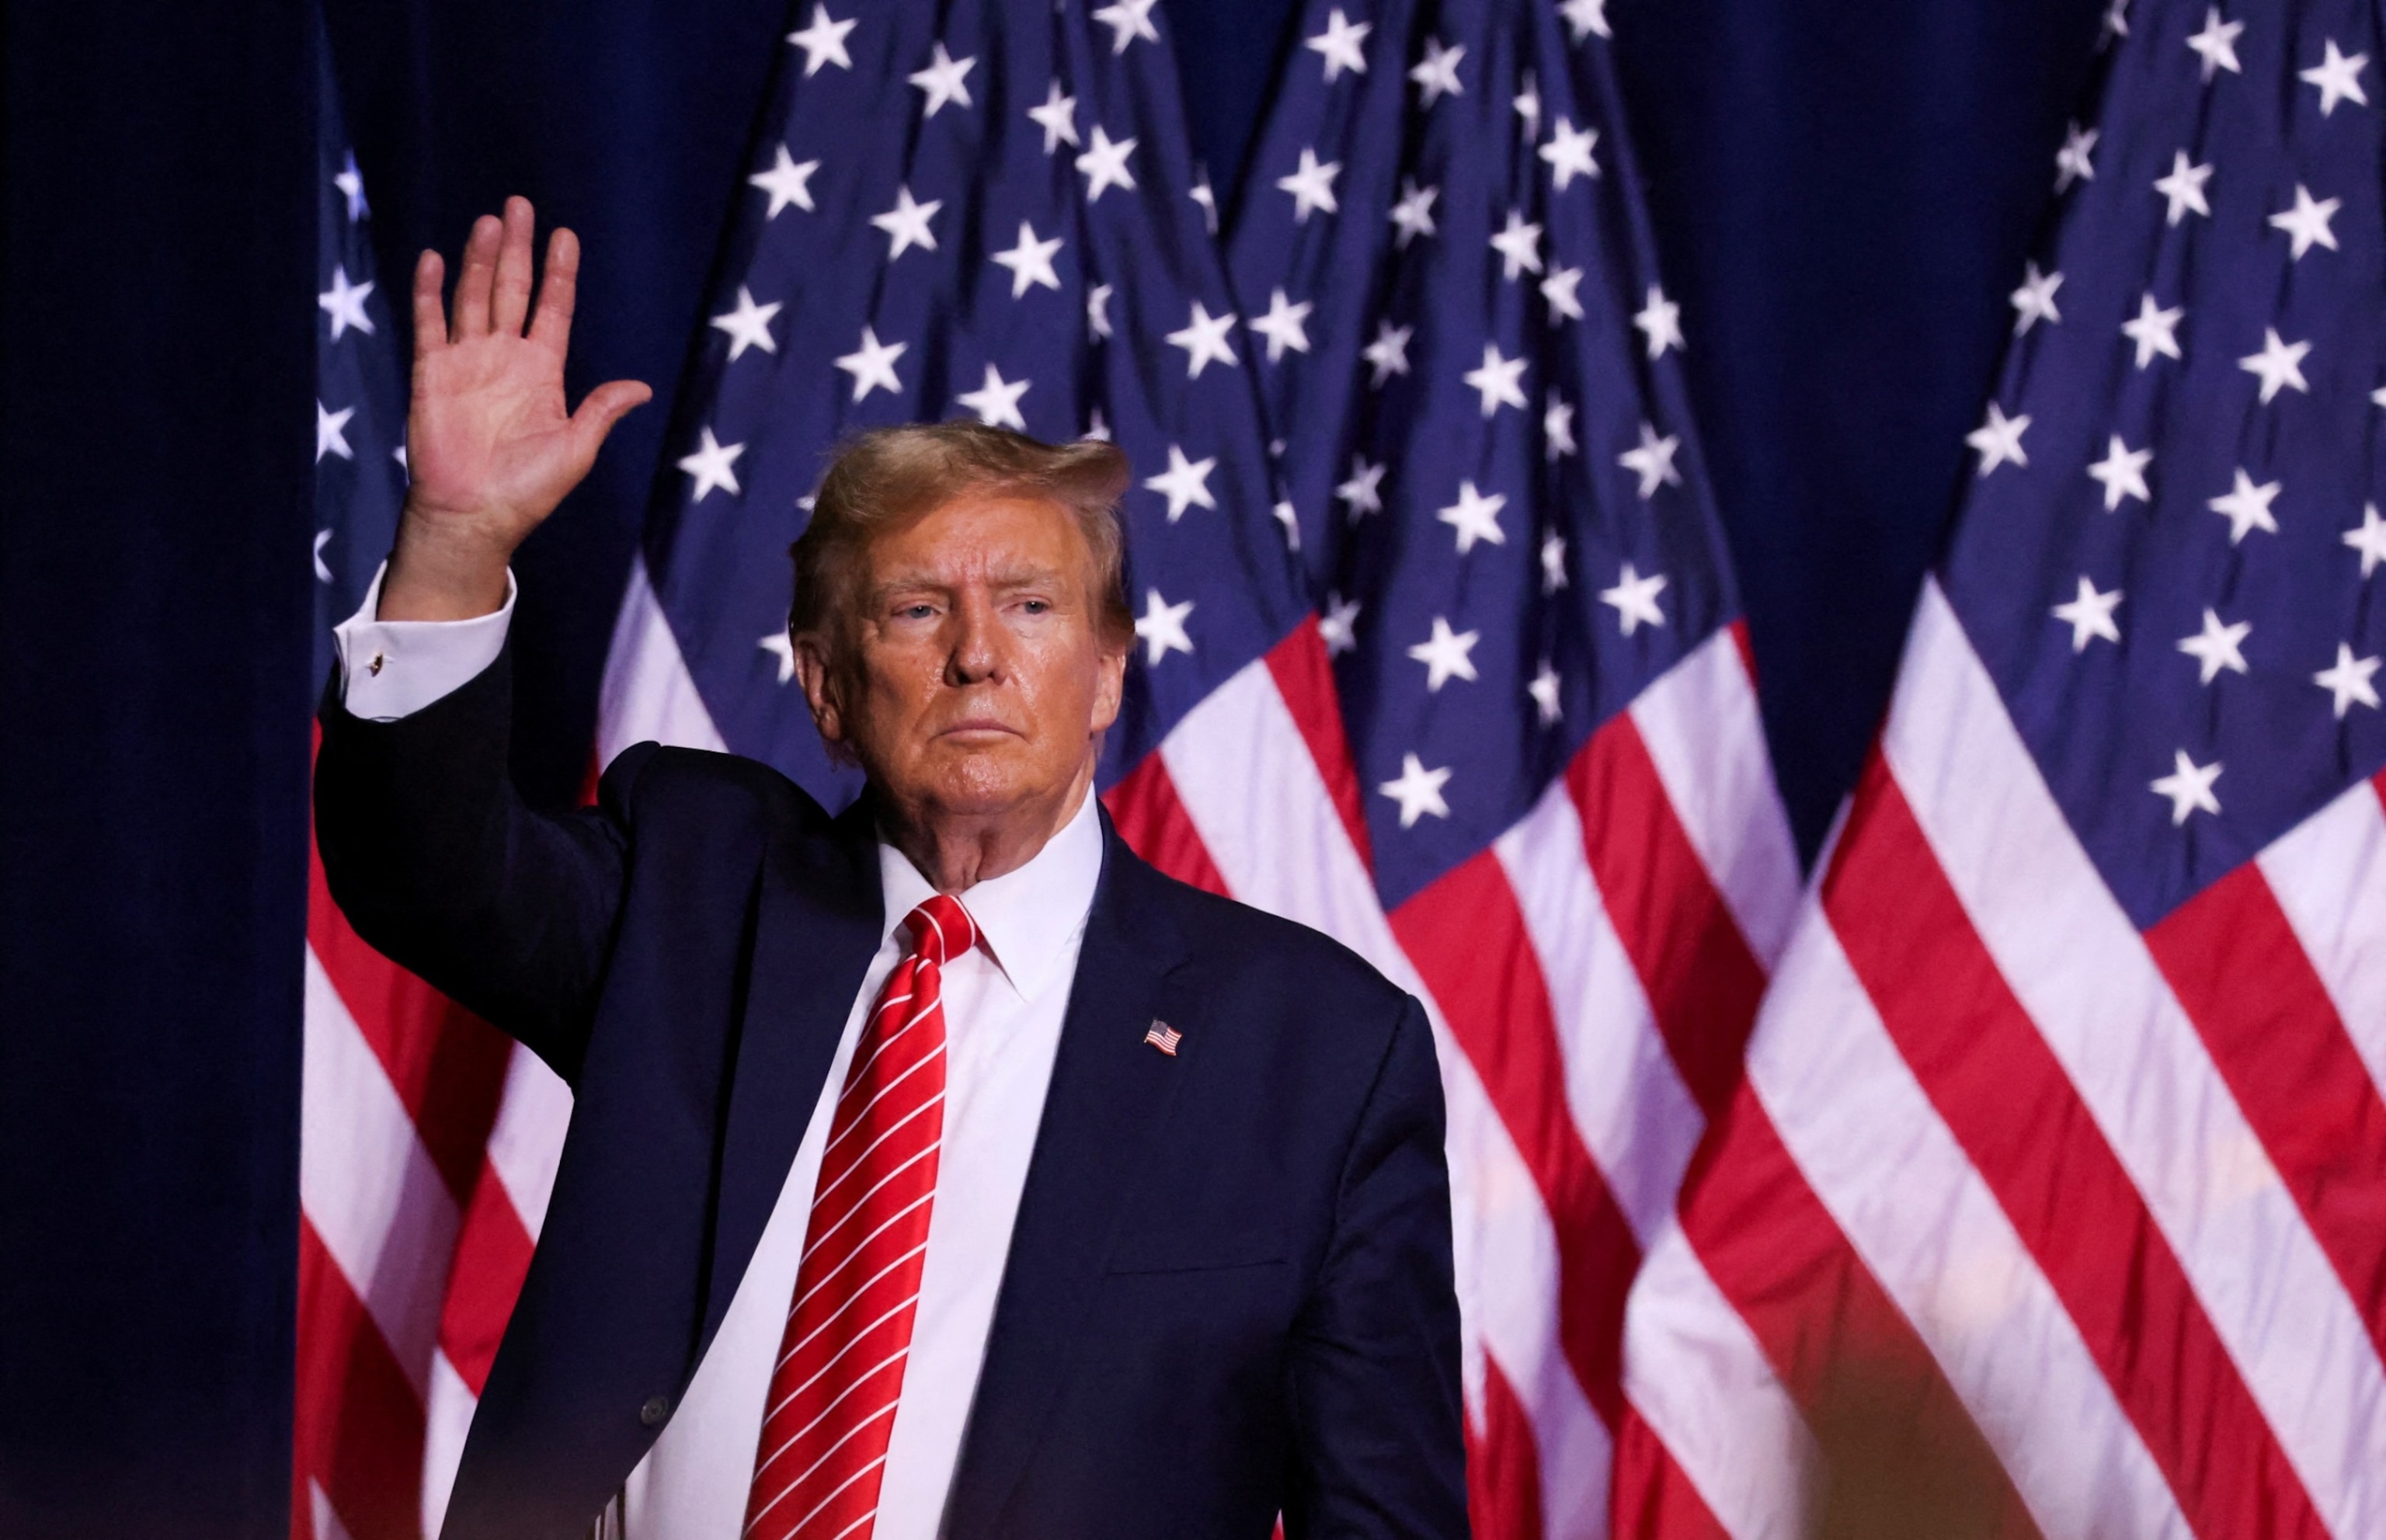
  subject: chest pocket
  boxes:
[1104,1224,1290,1274]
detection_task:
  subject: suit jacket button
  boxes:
[640,1395,670,1427]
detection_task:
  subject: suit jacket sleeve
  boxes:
[1284,993,1470,1538]
[314,647,656,1084]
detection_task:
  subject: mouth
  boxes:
[935,718,1021,741]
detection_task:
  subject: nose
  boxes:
[946,590,1005,686]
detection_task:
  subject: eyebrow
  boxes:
[867,565,1075,602]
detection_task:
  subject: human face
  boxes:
[798,491,1126,836]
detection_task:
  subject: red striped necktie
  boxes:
[742,893,977,1540]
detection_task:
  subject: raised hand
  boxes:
[380,197,651,621]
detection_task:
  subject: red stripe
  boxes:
[1608,1407,1729,1540]
[1465,1355,1546,1540]
[1727,617,1759,688]
[436,1159,539,1396]
[1826,756,2325,1538]
[1102,753,1231,895]
[1675,1084,2041,1539]
[1264,617,1373,873]
[2148,860,2386,1362]
[1393,853,1637,1427]
[294,1218,426,1540]
[1567,713,1765,1118]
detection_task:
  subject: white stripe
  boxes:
[792,1192,935,1314]
[308,1479,357,1540]
[301,944,460,1397]
[1619,1222,1816,1540]
[420,1347,478,1540]
[1627,626,1802,964]
[482,1039,570,1239]
[1751,903,2187,1540]
[1493,780,1704,1246]
[1887,580,2386,1533]
[2257,774,2386,1098]
[597,555,729,764]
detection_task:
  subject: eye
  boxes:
[898,603,935,620]
[1021,598,1051,614]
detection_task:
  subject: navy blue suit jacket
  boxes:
[314,651,1466,1540]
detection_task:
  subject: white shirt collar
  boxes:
[875,788,1104,1005]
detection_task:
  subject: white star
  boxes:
[870,185,941,260]
[1133,588,1194,665]
[749,146,819,217]
[677,426,745,502]
[709,285,781,360]
[908,41,976,117]
[2121,292,2183,367]
[2238,328,2311,404]
[1436,480,1508,554]
[1390,178,1438,247]
[759,631,797,684]
[334,150,368,222]
[2375,383,2386,411]
[1560,0,1611,41]
[317,265,375,341]
[1319,592,1362,655]
[2269,184,2341,258]
[990,221,1064,298]
[313,527,335,583]
[2176,607,2251,683]
[2153,151,2214,224]
[1075,126,1138,201]
[1165,300,1239,378]
[2346,503,2386,577]
[1539,266,1585,322]
[1277,146,1342,222]
[1541,116,1600,189]
[1092,0,1160,54]
[2207,468,2280,543]
[1407,616,1482,692]
[1544,395,1577,459]
[315,401,354,463]
[1272,495,1300,551]
[1633,284,1684,357]
[1964,402,2029,475]
[2054,121,2098,191]
[2186,7,2244,80]
[1143,444,1217,522]
[2009,262,2063,333]
[1362,319,1412,385]
[1514,71,1543,136]
[1378,753,1452,829]
[1410,37,1466,106]
[955,362,1030,430]
[1488,210,1544,280]
[1528,660,1563,725]
[2301,40,2369,116]
[2086,434,2152,509]
[2315,643,2382,717]
[1335,456,1386,520]
[1601,563,1669,635]
[786,5,856,75]
[833,324,906,400]
[1619,422,1682,498]
[1028,80,1079,153]
[1190,167,1219,232]
[1540,532,1569,593]
[1463,342,1529,417]
[2052,575,2123,651]
[2101,0,2129,44]
[2151,750,2223,825]
[1086,283,1114,341]
[1306,8,1372,81]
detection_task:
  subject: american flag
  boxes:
[1618,2,2386,1534]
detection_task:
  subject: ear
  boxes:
[1089,635,1127,736]
[792,631,847,747]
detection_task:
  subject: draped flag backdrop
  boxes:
[295,0,2386,1536]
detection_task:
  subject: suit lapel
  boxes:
[700,798,883,1351]
[944,819,1198,1531]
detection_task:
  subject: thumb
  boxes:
[569,379,653,461]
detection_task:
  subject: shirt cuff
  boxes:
[332,561,517,721]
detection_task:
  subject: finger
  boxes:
[567,379,654,462]
[451,214,502,340]
[527,227,580,355]
[491,196,536,336]
[412,250,447,356]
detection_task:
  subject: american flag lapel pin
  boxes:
[1143,1019,1182,1057]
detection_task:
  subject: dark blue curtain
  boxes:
[0,0,2102,1529]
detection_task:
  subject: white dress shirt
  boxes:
[333,570,1103,1539]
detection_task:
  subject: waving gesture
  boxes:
[380,197,650,621]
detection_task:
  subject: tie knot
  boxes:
[904,894,977,968]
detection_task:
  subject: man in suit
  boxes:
[316,197,1465,1540]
